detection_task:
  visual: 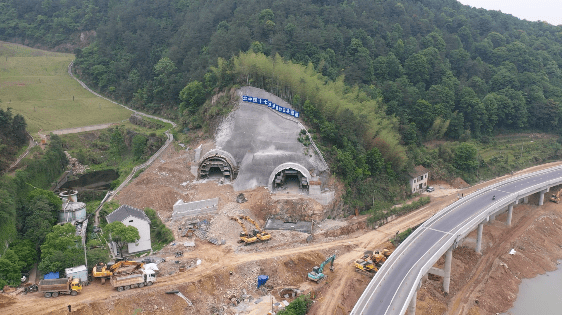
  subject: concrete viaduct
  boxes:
[351,165,562,315]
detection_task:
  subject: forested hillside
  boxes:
[67,0,562,137]
[3,0,562,212]
[0,108,28,172]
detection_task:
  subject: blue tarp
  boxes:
[44,272,59,280]
[257,275,269,288]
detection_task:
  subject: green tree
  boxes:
[278,293,312,315]
[132,134,147,160]
[144,208,174,245]
[109,128,126,158]
[454,143,478,172]
[179,80,206,114]
[10,240,37,272]
[405,53,429,86]
[39,223,83,274]
[23,195,57,245]
[86,248,110,268]
[0,256,21,287]
[105,221,140,256]
[0,189,15,221]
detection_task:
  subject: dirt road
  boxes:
[3,158,561,315]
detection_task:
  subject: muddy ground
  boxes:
[2,142,562,315]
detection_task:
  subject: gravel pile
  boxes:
[206,202,253,243]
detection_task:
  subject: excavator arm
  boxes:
[318,254,336,274]
[241,216,272,242]
[231,217,249,236]
[241,215,261,231]
[231,217,258,244]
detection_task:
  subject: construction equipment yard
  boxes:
[3,85,562,314]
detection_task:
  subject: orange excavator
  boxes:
[354,248,392,278]
[231,217,259,245]
[92,261,144,284]
[241,215,272,242]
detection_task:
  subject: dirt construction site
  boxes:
[3,86,562,314]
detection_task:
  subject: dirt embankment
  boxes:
[416,190,562,315]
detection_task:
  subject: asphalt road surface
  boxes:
[352,166,562,315]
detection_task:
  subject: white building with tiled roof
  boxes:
[408,165,429,194]
[106,205,152,256]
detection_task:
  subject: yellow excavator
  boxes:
[550,189,561,204]
[92,261,144,284]
[231,217,259,245]
[354,249,392,278]
[241,215,272,242]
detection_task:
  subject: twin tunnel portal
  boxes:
[197,149,310,192]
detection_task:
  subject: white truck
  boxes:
[110,269,156,292]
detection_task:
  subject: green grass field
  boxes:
[0,41,132,134]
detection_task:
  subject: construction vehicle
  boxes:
[354,257,378,277]
[38,277,82,298]
[110,269,156,292]
[550,189,561,204]
[92,260,144,284]
[241,215,272,242]
[308,254,336,282]
[231,216,259,245]
[354,249,392,278]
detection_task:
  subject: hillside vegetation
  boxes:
[3,0,562,211]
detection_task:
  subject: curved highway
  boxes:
[352,165,562,315]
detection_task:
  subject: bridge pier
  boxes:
[476,223,483,254]
[506,204,514,226]
[539,189,549,206]
[443,247,453,294]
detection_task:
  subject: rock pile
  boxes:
[64,151,89,174]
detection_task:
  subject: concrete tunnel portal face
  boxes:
[198,149,238,180]
[268,163,311,192]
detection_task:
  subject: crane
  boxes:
[241,215,272,242]
[308,254,336,282]
[230,217,259,245]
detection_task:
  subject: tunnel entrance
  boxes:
[207,166,226,179]
[273,168,309,193]
[198,149,238,181]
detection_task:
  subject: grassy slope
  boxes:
[0,41,132,134]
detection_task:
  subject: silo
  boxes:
[59,190,86,223]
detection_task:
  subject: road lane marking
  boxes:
[424,227,454,235]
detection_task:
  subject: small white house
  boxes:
[106,205,151,256]
[408,165,429,194]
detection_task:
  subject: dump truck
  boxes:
[38,277,82,298]
[110,269,156,292]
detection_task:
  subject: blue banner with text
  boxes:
[242,95,300,118]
